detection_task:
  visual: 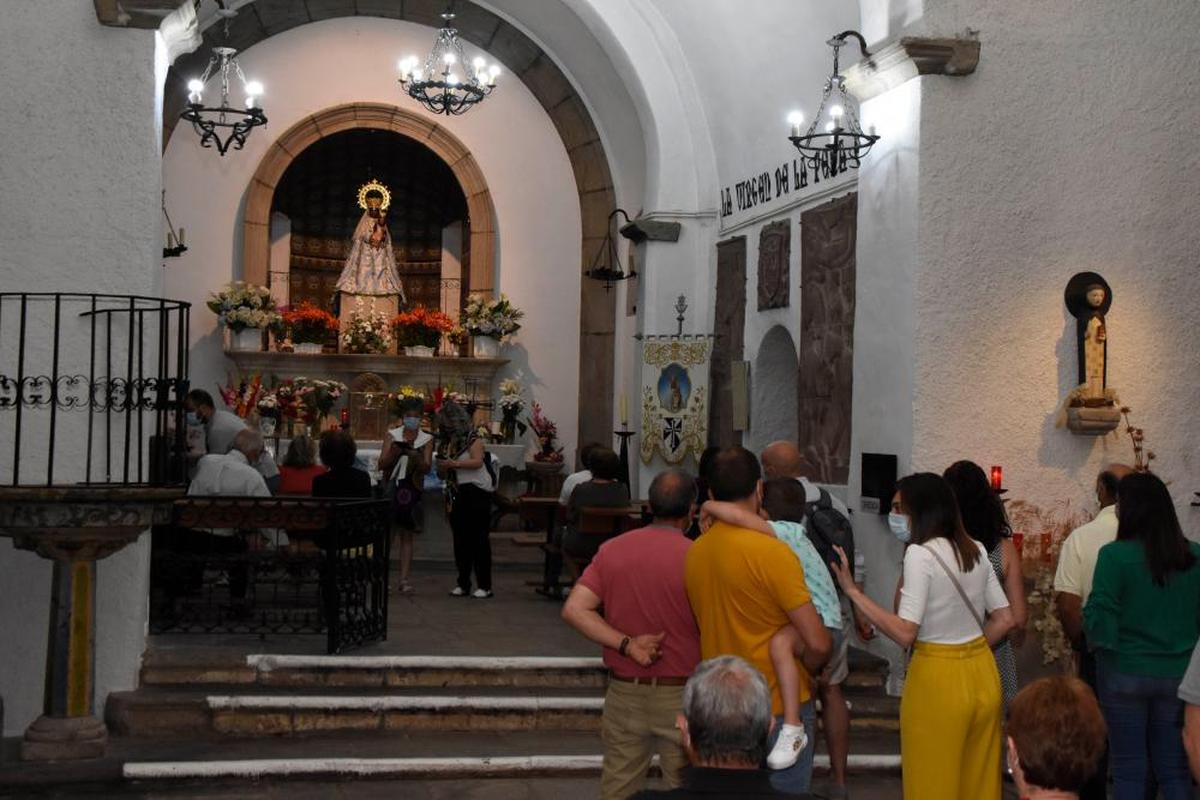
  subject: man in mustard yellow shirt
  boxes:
[686,447,832,795]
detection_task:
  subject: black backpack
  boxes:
[804,487,855,587]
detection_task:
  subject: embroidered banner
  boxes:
[640,336,712,464]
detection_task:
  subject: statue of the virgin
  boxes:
[335,179,406,302]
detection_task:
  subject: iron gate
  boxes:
[149,497,390,654]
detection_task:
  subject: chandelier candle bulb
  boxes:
[178,228,185,246]
[788,111,804,138]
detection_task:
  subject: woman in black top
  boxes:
[312,430,372,499]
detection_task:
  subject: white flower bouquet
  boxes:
[341,305,393,354]
[207,282,282,333]
[461,293,524,341]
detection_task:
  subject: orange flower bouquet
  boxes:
[283,302,338,345]
[392,306,455,349]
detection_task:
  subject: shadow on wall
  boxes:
[1036,306,1098,471]
[749,325,799,454]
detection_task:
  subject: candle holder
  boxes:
[614,429,636,488]
[990,465,1007,496]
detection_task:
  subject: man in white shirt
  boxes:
[1053,464,1132,646]
[189,428,272,500]
[186,428,272,608]
[1052,462,1132,800]
[558,442,600,505]
[760,440,869,800]
[186,388,280,492]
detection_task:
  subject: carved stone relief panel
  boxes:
[757,220,791,310]
[798,194,857,484]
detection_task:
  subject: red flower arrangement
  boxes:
[392,306,455,349]
[282,302,338,344]
[527,402,564,463]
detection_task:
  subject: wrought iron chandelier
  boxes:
[787,30,878,179]
[398,8,500,116]
[180,9,266,157]
[585,209,636,291]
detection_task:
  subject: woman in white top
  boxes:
[831,472,1015,800]
[436,401,496,599]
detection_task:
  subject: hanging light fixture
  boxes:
[398,6,499,116]
[787,31,878,179]
[585,209,636,291]
[179,6,267,157]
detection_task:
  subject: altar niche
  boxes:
[270,127,469,337]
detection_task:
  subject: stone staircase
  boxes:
[88,648,900,788]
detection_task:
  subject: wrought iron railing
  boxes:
[149,497,390,654]
[0,293,190,487]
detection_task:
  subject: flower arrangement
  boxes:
[388,385,425,418]
[447,325,469,350]
[207,282,282,332]
[274,377,346,424]
[392,306,455,349]
[527,401,563,463]
[497,378,527,444]
[1010,499,1091,667]
[283,302,338,344]
[256,392,280,421]
[461,293,524,341]
[1119,406,1157,472]
[217,373,264,418]
[342,304,393,354]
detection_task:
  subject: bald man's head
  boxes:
[760,441,814,480]
[1097,463,1134,507]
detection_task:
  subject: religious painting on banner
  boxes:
[640,336,712,464]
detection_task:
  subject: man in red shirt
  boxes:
[562,469,701,800]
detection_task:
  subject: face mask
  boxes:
[888,512,912,543]
[186,412,201,426]
[403,416,421,431]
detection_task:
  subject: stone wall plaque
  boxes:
[798,193,857,484]
[757,220,790,310]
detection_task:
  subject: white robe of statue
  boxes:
[335,210,406,301]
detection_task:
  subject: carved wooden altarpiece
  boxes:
[757,220,790,310]
[798,193,857,484]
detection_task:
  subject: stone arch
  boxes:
[749,325,800,453]
[242,102,495,295]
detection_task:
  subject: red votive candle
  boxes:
[990,465,1003,491]
[340,408,349,427]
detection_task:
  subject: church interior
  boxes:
[1,1,1198,797]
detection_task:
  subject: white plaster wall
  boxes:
[0,2,165,736]
[162,18,582,459]
[909,2,1200,518]
[846,78,924,683]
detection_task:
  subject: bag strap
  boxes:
[920,544,986,634]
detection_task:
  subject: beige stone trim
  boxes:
[844,37,981,103]
[240,103,496,295]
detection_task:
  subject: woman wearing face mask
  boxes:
[378,398,434,596]
[830,472,1015,800]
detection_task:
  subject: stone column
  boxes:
[0,489,181,761]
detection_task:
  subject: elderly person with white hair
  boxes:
[632,655,812,798]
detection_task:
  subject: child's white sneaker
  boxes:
[766,723,808,770]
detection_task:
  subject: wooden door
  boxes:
[709,236,747,448]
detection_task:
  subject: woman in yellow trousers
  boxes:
[832,473,1015,799]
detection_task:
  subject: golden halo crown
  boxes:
[357,179,392,212]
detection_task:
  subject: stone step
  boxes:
[140,652,611,690]
[107,684,899,739]
[139,648,890,693]
[0,730,903,793]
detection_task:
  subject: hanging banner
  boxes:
[640,336,712,464]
